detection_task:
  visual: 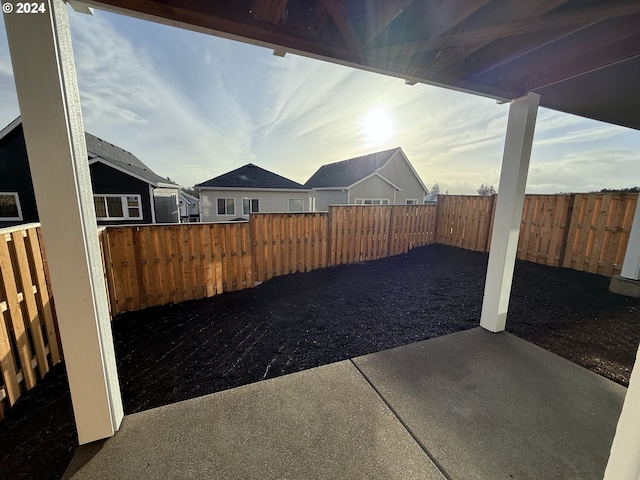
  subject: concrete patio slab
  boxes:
[353,327,627,480]
[64,360,444,480]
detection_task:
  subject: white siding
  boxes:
[199,189,311,222]
[349,176,396,203]
[378,153,427,204]
[311,190,348,211]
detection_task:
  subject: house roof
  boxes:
[0,117,177,188]
[196,164,309,190]
[179,191,200,204]
[85,133,177,188]
[304,148,401,189]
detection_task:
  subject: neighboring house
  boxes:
[0,117,180,228]
[179,190,200,222]
[304,147,429,211]
[196,164,312,222]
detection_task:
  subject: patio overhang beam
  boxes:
[4,0,123,444]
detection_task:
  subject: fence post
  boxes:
[387,205,396,256]
[434,195,442,244]
[557,194,576,267]
[327,206,334,266]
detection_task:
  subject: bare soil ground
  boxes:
[2,244,639,479]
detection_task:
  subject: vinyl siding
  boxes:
[153,187,180,223]
[0,126,39,227]
[349,176,396,204]
[311,190,348,211]
[378,153,427,204]
[199,189,311,222]
[90,162,154,225]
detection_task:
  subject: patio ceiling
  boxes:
[83,0,640,130]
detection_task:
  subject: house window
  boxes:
[243,198,260,214]
[94,195,143,220]
[217,198,235,215]
[354,198,389,205]
[406,199,419,205]
[288,198,304,212]
[0,192,22,220]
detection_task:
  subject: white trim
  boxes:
[242,197,260,215]
[348,172,402,191]
[216,197,236,216]
[197,186,312,193]
[406,199,419,205]
[0,117,22,142]
[93,194,143,221]
[354,198,390,205]
[288,198,305,212]
[0,192,23,221]
[308,187,346,191]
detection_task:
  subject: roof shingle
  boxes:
[196,164,308,190]
[303,148,399,188]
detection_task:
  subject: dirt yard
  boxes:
[2,244,639,479]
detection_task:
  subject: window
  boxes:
[0,193,22,220]
[94,195,142,220]
[288,198,304,212]
[354,198,389,205]
[243,198,260,214]
[406,199,419,205]
[217,198,235,215]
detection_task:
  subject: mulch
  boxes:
[1,244,639,479]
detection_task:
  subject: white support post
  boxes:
[480,93,539,333]
[604,343,640,479]
[4,0,123,443]
[608,203,640,296]
[621,206,640,280]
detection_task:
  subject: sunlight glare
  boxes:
[361,107,395,146]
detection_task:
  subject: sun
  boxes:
[361,107,395,145]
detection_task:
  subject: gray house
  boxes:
[304,147,429,211]
[196,164,313,222]
[179,190,200,222]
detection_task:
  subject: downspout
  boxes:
[149,184,156,224]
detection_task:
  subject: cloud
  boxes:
[1,8,640,194]
[527,149,640,193]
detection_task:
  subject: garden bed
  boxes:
[2,244,639,479]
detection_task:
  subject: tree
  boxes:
[597,187,640,193]
[477,184,496,196]
[431,182,440,195]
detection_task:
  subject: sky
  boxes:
[1,7,639,195]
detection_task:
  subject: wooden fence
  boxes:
[0,195,637,419]
[101,206,438,315]
[0,224,60,419]
[330,205,436,265]
[437,193,638,276]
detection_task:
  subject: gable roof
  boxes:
[304,147,403,189]
[179,191,200,204]
[196,164,309,190]
[86,133,177,187]
[0,117,177,188]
